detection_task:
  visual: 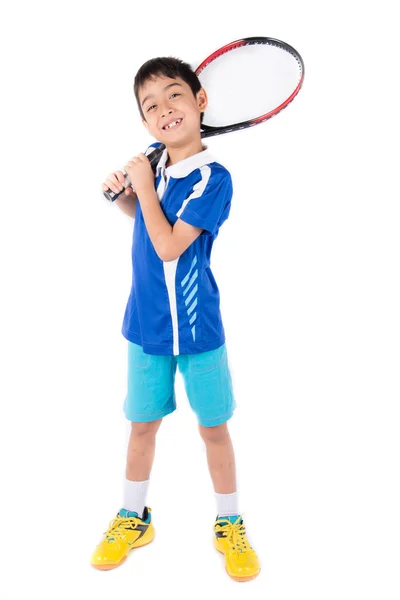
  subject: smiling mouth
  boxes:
[163,118,183,131]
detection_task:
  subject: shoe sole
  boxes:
[215,545,260,582]
[91,531,155,571]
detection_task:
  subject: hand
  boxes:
[124,153,155,197]
[101,170,135,197]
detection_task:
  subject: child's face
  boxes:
[139,75,207,147]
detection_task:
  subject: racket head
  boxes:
[195,36,305,137]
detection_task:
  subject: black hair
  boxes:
[134,57,204,124]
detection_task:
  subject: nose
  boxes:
[161,106,173,118]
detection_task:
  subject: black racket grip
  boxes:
[103,145,166,202]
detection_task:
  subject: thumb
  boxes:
[124,187,134,196]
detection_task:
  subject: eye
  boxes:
[170,93,181,98]
[147,104,156,112]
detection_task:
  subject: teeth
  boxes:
[165,119,181,130]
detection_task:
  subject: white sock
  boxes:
[215,491,239,517]
[123,478,150,517]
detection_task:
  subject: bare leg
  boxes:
[198,422,236,493]
[126,419,162,481]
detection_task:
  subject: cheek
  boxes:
[186,107,202,126]
[144,116,158,132]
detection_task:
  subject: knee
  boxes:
[198,422,229,444]
[131,418,162,437]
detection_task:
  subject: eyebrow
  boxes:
[141,82,183,107]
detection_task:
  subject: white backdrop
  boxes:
[1,1,399,599]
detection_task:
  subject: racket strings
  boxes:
[197,41,303,128]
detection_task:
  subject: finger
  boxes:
[115,171,127,185]
[105,176,124,194]
[111,172,125,191]
[124,187,134,196]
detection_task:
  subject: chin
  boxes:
[159,133,187,147]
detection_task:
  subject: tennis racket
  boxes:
[104,36,304,202]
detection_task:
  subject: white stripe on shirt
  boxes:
[176,165,211,218]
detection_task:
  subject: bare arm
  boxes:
[138,188,203,262]
[114,191,137,218]
[122,155,203,260]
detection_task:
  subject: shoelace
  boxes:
[105,516,140,542]
[214,516,253,555]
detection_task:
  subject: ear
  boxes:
[197,88,208,112]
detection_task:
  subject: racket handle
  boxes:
[103,144,166,202]
[102,173,131,202]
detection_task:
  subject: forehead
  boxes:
[138,75,188,101]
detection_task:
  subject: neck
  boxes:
[165,138,204,167]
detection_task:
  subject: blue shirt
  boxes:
[122,143,233,355]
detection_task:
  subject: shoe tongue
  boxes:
[220,515,242,525]
[118,509,139,518]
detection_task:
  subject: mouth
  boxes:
[162,118,183,131]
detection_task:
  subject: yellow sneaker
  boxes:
[213,515,260,581]
[91,507,154,570]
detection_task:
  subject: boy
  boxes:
[92,57,260,582]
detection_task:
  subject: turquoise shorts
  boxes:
[123,342,236,427]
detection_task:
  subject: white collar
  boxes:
[156,146,215,179]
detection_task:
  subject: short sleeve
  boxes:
[177,166,233,236]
